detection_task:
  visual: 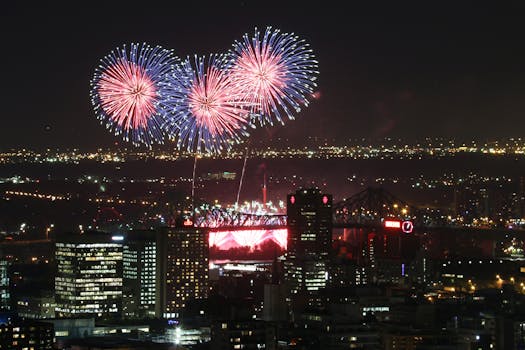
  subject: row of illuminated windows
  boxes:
[57,295,120,302]
[56,249,122,255]
[56,280,122,287]
[79,269,117,274]
[79,290,121,296]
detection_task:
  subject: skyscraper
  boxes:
[55,232,123,319]
[285,188,333,295]
[122,230,157,319]
[0,252,10,311]
[157,227,209,318]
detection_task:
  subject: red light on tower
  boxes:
[322,195,328,204]
[384,220,401,229]
[290,195,295,204]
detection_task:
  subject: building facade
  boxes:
[157,227,209,318]
[55,232,123,319]
[122,230,156,319]
[0,257,9,311]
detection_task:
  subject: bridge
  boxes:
[193,205,287,228]
[194,187,422,229]
[193,187,525,240]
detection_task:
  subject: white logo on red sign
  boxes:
[401,221,413,234]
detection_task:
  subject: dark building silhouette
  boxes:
[0,318,54,350]
[284,188,332,296]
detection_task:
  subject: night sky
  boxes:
[1,2,524,149]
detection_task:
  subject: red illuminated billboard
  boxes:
[209,228,288,251]
[384,220,401,229]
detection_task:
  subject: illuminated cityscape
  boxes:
[2,145,525,350]
[3,2,525,350]
[2,137,525,164]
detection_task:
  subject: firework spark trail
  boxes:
[236,146,250,206]
[228,27,319,125]
[90,43,177,147]
[191,154,198,217]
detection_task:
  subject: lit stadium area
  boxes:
[209,228,287,251]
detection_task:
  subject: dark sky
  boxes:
[1,1,524,149]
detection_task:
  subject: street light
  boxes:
[45,224,54,240]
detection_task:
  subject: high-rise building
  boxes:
[0,254,9,311]
[55,232,123,319]
[122,230,157,319]
[157,227,209,318]
[285,188,333,295]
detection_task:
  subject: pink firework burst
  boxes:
[230,49,287,118]
[91,43,176,146]
[188,64,250,137]
[98,59,157,130]
[229,27,319,125]
[160,55,256,153]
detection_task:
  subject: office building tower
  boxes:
[122,230,157,319]
[0,255,9,311]
[157,227,209,318]
[55,232,123,319]
[285,188,333,295]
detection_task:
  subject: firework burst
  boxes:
[159,55,255,153]
[90,43,176,147]
[228,27,319,125]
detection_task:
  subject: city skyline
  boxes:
[2,2,525,148]
[2,3,525,349]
